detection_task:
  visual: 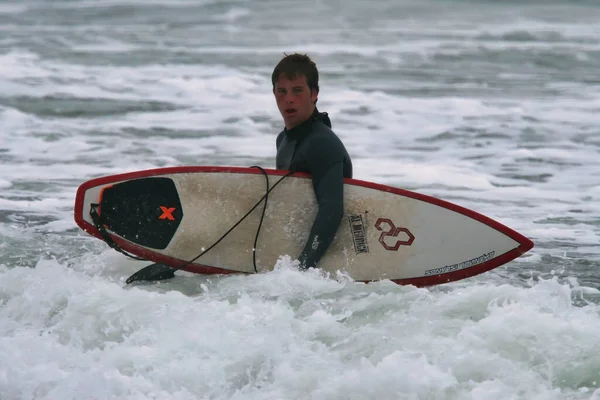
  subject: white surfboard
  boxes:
[74,166,533,286]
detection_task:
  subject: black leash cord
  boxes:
[89,203,146,261]
[251,166,270,273]
[170,167,292,274]
[93,167,294,278]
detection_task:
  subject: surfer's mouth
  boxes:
[285,108,297,116]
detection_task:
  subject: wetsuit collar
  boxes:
[284,108,331,140]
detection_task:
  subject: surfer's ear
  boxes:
[311,87,318,104]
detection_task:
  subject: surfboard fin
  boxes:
[125,263,175,284]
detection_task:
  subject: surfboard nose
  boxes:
[97,177,183,249]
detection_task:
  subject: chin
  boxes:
[284,117,297,127]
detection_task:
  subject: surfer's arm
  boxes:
[297,161,345,269]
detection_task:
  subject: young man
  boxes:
[272,53,353,270]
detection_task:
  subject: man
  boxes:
[124,53,352,284]
[272,53,353,270]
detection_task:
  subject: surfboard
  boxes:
[73,166,534,287]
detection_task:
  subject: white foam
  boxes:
[1,260,598,399]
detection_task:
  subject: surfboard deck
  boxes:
[74,166,534,287]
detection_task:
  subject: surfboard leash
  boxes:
[167,166,293,274]
[89,203,147,261]
[250,166,269,273]
[123,167,295,284]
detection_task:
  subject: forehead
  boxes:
[274,73,309,87]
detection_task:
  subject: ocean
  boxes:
[1,0,599,399]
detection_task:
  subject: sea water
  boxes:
[1,0,599,399]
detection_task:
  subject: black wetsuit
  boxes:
[275,108,352,269]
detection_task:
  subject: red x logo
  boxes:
[159,206,176,220]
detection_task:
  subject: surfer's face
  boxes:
[273,74,318,130]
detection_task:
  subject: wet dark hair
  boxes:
[271,53,319,92]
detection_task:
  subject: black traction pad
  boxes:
[99,177,183,249]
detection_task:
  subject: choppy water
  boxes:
[1,0,600,399]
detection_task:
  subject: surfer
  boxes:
[272,53,353,269]
[122,53,353,283]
